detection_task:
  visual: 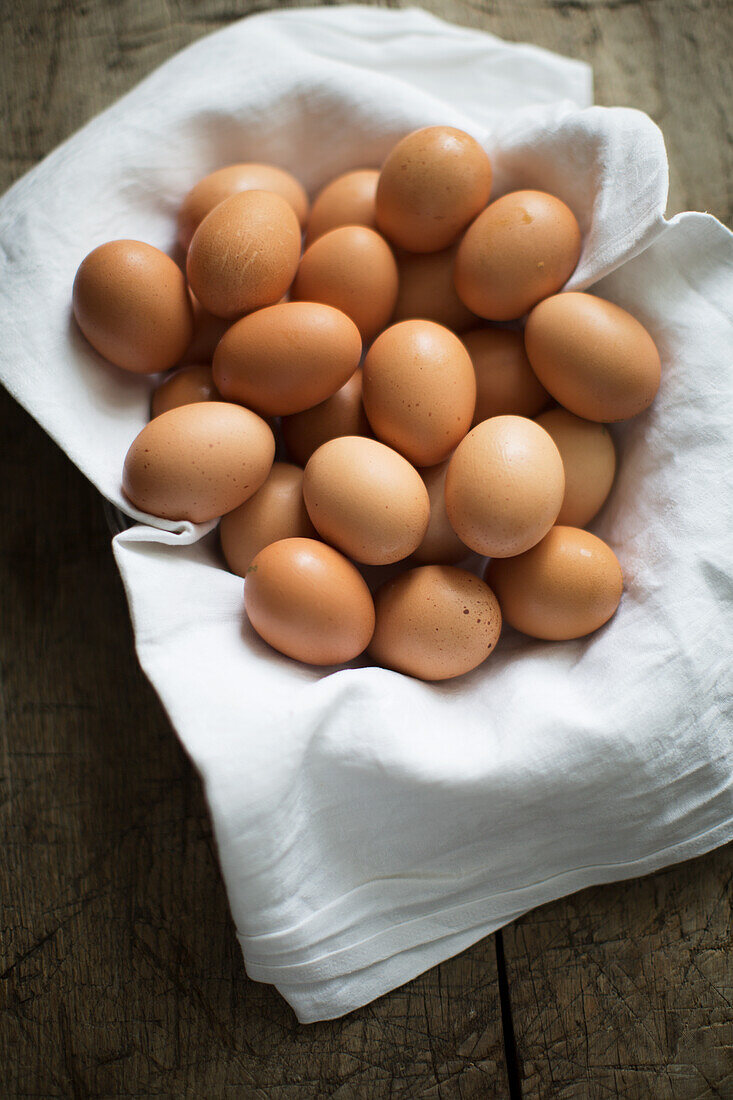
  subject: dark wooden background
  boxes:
[1,2,731,1097]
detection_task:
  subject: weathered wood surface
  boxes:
[1,1,730,1097]
[505,849,733,1100]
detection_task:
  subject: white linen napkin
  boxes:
[1,6,731,1023]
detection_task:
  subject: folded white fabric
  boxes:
[1,6,731,1023]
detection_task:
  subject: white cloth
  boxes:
[0,6,731,1023]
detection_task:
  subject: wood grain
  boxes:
[0,1,730,1097]
[503,847,733,1099]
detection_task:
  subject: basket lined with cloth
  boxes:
[0,6,731,1022]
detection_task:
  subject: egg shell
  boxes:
[282,369,371,466]
[151,364,219,418]
[536,408,616,528]
[303,436,430,565]
[213,302,362,417]
[463,327,549,424]
[362,320,476,467]
[178,163,309,249]
[486,526,623,640]
[412,460,468,564]
[524,292,662,422]
[186,191,301,320]
[454,190,581,321]
[376,127,492,253]
[292,226,398,343]
[179,293,230,365]
[393,244,477,333]
[122,401,275,523]
[305,169,379,246]
[369,565,501,681]
[244,537,375,665]
[445,415,564,557]
[220,462,316,577]
[73,240,193,374]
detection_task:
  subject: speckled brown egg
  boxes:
[303,436,430,565]
[445,415,564,557]
[291,226,398,343]
[213,302,362,416]
[362,320,476,466]
[179,293,230,365]
[536,408,616,528]
[393,244,477,333]
[122,401,275,523]
[244,537,375,665]
[73,240,193,373]
[186,191,301,319]
[486,526,623,640]
[305,169,379,246]
[282,369,372,466]
[151,363,219,418]
[369,565,501,681]
[463,327,549,424]
[412,460,468,565]
[376,127,492,253]
[454,191,581,321]
[220,463,316,576]
[178,163,309,249]
[524,292,662,422]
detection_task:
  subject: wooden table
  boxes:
[2,2,731,1096]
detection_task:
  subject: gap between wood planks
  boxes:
[496,929,523,1099]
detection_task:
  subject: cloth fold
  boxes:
[1,7,731,1023]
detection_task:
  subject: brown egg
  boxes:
[72,240,193,374]
[282,369,371,466]
[303,436,430,565]
[536,408,616,528]
[486,526,623,640]
[122,402,275,523]
[369,566,501,681]
[151,364,219,418]
[524,292,662,422]
[220,463,316,576]
[362,320,476,467]
[186,191,301,319]
[244,538,375,665]
[412,460,468,565]
[376,127,492,254]
[178,163,309,249]
[213,302,362,416]
[454,191,581,321]
[179,293,230,365]
[393,244,477,333]
[305,169,379,246]
[445,415,564,557]
[291,226,398,343]
[463,328,549,424]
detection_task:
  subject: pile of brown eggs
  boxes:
[72,126,662,681]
